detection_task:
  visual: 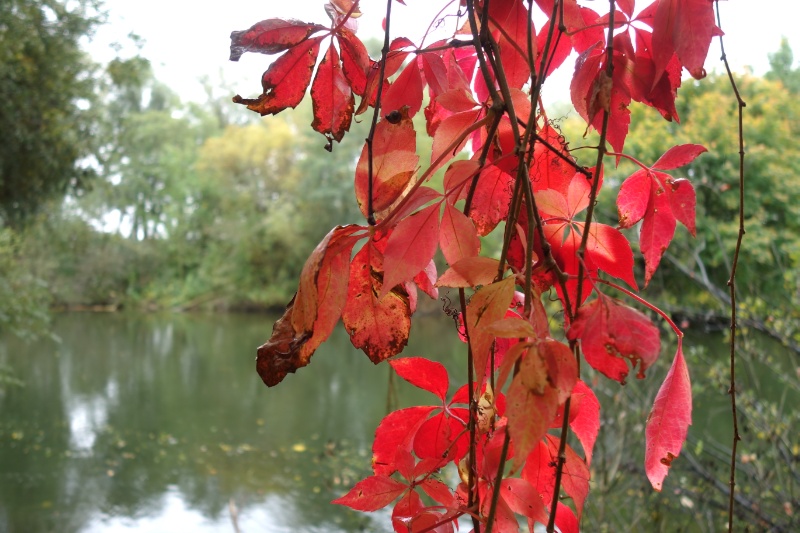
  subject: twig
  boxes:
[714,2,747,530]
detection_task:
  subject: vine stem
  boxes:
[365,0,394,226]
[548,2,615,531]
[592,278,684,338]
[714,1,746,529]
[459,287,481,533]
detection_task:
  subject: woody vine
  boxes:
[230,0,745,531]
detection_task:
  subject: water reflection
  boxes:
[0,312,451,533]
[5,311,788,532]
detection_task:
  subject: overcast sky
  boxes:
[86,0,797,106]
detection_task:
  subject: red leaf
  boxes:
[540,339,578,404]
[630,28,682,122]
[552,380,601,466]
[233,36,323,116]
[479,484,520,533]
[439,202,480,265]
[488,0,534,89]
[373,406,436,476]
[389,357,449,401]
[666,177,697,236]
[436,256,501,289]
[529,123,577,196]
[414,412,465,461]
[638,181,676,285]
[553,502,580,533]
[381,202,441,298]
[468,164,514,236]
[465,277,516,383]
[617,0,635,18]
[567,295,661,384]
[652,0,717,80]
[536,19,573,76]
[652,143,707,170]
[413,259,439,300]
[257,226,362,387]
[582,222,638,290]
[295,228,362,361]
[337,29,371,96]
[443,160,480,203]
[229,19,325,60]
[420,478,456,508]
[354,108,419,219]
[391,491,424,533]
[617,147,701,285]
[545,435,590,519]
[292,225,361,333]
[311,42,355,142]
[420,52,449,98]
[383,60,424,117]
[332,475,407,511]
[507,357,559,469]
[436,88,479,113]
[499,477,548,524]
[521,439,555,505]
[430,108,482,174]
[390,186,442,223]
[617,168,651,229]
[645,341,691,491]
[342,238,412,363]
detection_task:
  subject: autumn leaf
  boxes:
[257,226,362,387]
[488,0,534,89]
[567,294,661,384]
[430,108,482,174]
[229,18,326,60]
[311,42,355,142]
[384,357,470,463]
[617,145,704,284]
[342,236,412,364]
[645,341,692,491]
[499,477,548,525]
[233,36,323,116]
[337,28,371,96]
[520,435,590,520]
[372,406,435,476]
[381,202,441,298]
[468,164,514,236]
[551,380,600,466]
[389,357,449,401]
[466,276,516,382]
[382,58,424,118]
[651,0,718,80]
[332,475,407,512]
[439,202,480,265]
[354,108,419,219]
[436,256,501,289]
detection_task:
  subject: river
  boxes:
[0,311,795,532]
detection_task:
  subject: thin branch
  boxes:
[714,2,747,530]
[365,0,394,226]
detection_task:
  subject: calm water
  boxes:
[0,312,466,533]
[0,312,794,532]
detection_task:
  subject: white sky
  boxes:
[86,0,797,106]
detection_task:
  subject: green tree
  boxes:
[0,0,101,226]
[91,59,210,241]
[766,37,800,93]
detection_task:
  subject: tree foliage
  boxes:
[0,0,101,226]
